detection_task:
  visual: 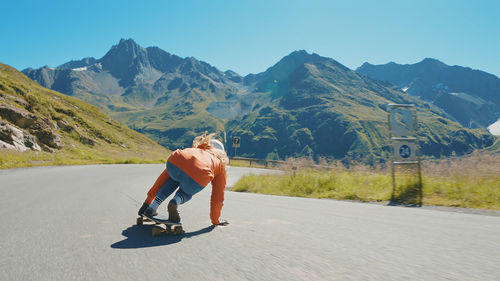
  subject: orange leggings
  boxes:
[145,169,170,205]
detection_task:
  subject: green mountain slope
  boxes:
[0,63,169,168]
[226,52,494,162]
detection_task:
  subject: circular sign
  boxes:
[233,136,241,148]
[399,144,411,158]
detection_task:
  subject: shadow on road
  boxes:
[110,224,215,249]
[387,201,422,208]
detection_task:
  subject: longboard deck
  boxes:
[136,214,184,236]
[144,214,181,225]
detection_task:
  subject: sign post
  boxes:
[232,136,240,157]
[388,104,422,205]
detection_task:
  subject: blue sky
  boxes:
[1,0,499,77]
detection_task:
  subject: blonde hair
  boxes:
[193,132,229,166]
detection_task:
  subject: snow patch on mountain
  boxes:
[72,66,87,71]
[488,119,500,136]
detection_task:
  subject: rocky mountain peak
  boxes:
[118,38,141,50]
[248,50,350,95]
[267,50,347,77]
[418,58,446,68]
[358,62,373,69]
[286,49,311,59]
[57,57,97,69]
[273,50,321,68]
[98,38,150,86]
[101,38,145,62]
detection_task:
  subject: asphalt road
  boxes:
[0,164,499,281]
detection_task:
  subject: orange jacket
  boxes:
[168,148,226,225]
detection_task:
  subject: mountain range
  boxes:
[0,62,168,166]
[21,39,495,162]
[357,59,500,129]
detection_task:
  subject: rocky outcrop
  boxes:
[0,104,62,150]
[35,127,62,149]
[0,122,41,151]
[0,104,38,128]
[79,135,96,146]
[56,120,73,132]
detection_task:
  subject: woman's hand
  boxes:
[215,220,229,226]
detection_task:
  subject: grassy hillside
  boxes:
[484,136,500,154]
[0,63,170,168]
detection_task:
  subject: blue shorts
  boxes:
[166,161,205,195]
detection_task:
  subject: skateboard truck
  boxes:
[136,215,184,236]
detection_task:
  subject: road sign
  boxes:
[388,104,422,205]
[390,107,415,137]
[392,141,417,162]
[233,136,241,148]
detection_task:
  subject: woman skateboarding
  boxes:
[138,132,229,225]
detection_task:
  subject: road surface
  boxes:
[0,164,499,280]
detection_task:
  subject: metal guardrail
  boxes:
[229,157,331,170]
[229,157,284,168]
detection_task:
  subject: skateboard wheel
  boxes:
[136,217,143,225]
[172,226,183,235]
[152,226,164,237]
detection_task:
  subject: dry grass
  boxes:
[233,153,500,210]
[0,144,168,169]
[420,153,500,209]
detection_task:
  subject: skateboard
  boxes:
[136,214,184,236]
